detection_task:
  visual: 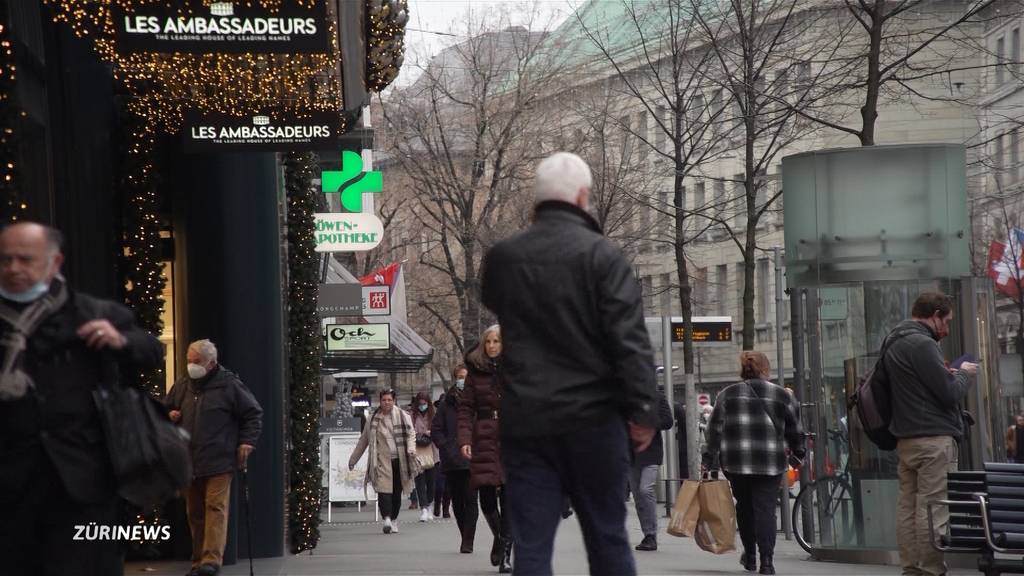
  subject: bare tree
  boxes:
[381,6,567,352]
[691,0,828,350]
[575,0,735,478]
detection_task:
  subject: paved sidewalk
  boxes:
[126,505,972,576]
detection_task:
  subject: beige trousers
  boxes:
[896,436,958,576]
[186,473,233,568]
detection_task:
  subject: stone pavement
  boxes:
[126,504,976,576]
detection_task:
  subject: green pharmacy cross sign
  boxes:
[322,151,382,212]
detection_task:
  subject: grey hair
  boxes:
[189,339,218,363]
[1,222,64,255]
[534,152,592,204]
[482,324,501,340]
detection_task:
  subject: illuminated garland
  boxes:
[284,151,322,553]
[116,97,166,397]
[0,0,27,222]
[366,0,408,92]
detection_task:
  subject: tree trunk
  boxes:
[860,2,885,146]
[461,236,480,348]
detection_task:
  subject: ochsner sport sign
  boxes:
[183,111,338,152]
[112,1,329,54]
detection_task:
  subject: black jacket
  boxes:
[885,320,971,440]
[166,366,263,478]
[0,290,164,504]
[633,392,674,467]
[431,386,469,472]
[481,201,658,437]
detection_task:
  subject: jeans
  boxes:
[414,467,436,508]
[502,418,635,576]
[629,464,660,537]
[897,436,958,576]
[186,472,234,568]
[378,458,404,520]
[726,473,782,559]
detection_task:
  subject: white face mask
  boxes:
[0,280,50,303]
[455,379,465,391]
[187,363,208,380]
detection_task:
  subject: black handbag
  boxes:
[94,382,192,508]
[415,433,432,447]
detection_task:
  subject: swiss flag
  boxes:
[359,262,401,287]
[988,229,1024,299]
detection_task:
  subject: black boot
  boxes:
[483,511,503,567]
[460,517,475,553]
[740,550,757,572]
[758,553,775,575]
[635,535,657,551]
[498,538,512,573]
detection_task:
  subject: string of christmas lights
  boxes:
[284,151,323,553]
[0,0,27,223]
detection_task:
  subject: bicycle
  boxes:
[792,428,858,553]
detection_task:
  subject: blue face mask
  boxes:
[418,404,428,413]
[0,280,50,303]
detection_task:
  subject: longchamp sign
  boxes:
[112,1,330,54]
[183,111,338,152]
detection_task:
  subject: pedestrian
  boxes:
[432,393,452,519]
[458,325,513,573]
[631,388,674,552]
[348,389,418,534]
[886,292,976,576]
[0,222,164,576]
[432,363,479,553]
[480,152,659,576]
[702,351,806,575]
[166,339,264,576]
[412,390,439,522]
[1005,413,1024,462]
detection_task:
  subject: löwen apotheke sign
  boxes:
[326,324,391,352]
[112,1,329,54]
[183,111,338,152]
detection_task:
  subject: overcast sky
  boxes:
[397,0,575,86]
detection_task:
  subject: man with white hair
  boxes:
[481,152,659,576]
[167,339,263,576]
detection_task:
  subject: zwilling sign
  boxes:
[184,111,338,152]
[112,1,329,54]
[326,324,390,351]
[362,286,390,316]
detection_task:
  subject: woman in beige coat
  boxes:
[349,389,419,533]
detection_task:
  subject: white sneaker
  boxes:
[383,517,393,534]
[420,508,432,522]
[391,519,399,533]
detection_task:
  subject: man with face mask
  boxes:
[166,339,263,576]
[886,292,977,576]
[0,222,164,575]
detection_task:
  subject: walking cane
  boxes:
[242,466,255,576]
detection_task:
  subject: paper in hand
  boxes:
[951,354,978,369]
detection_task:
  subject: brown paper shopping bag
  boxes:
[693,478,737,554]
[666,480,702,537]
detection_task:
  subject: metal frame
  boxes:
[976,494,1024,555]
[927,494,1024,555]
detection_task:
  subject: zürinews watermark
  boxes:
[73,523,171,541]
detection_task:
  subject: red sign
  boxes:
[698,393,711,406]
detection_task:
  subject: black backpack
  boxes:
[850,329,913,451]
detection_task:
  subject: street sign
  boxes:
[671,316,732,344]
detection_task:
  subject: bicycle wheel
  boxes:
[792,476,857,554]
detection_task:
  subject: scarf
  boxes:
[364,407,419,492]
[0,277,69,400]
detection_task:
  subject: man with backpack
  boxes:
[885,292,976,576]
